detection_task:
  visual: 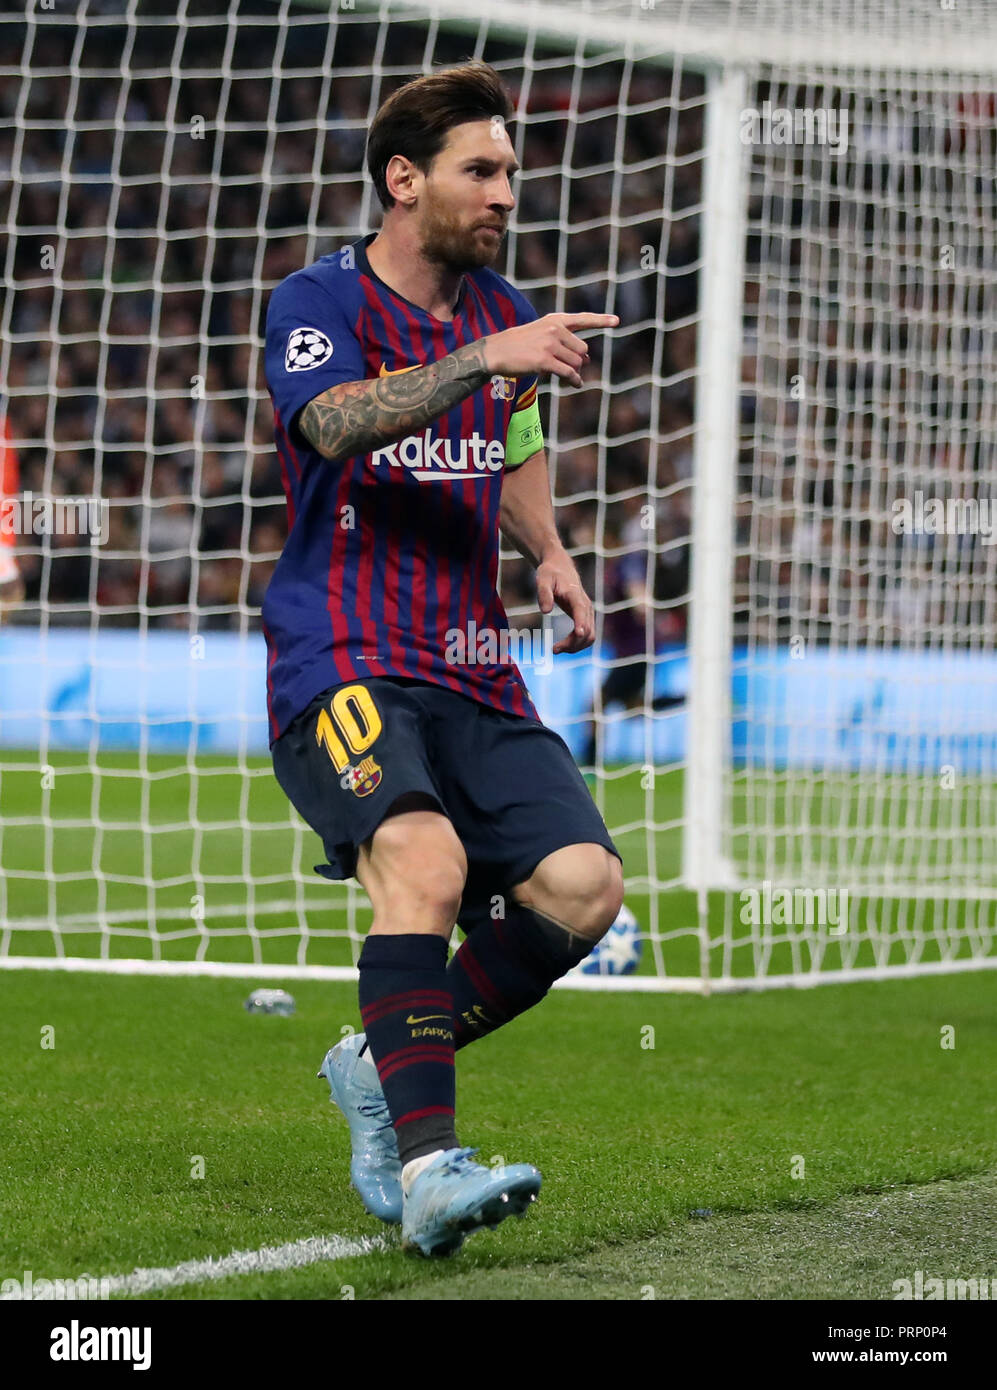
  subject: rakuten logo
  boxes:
[370,430,504,480]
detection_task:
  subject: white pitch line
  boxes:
[2,1232,389,1300]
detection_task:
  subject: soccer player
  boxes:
[580,518,686,769]
[263,61,624,1256]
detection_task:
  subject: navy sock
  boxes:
[357,934,458,1166]
[447,903,593,1049]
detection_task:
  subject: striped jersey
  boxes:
[262,232,543,745]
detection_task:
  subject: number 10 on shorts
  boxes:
[315,685,384,795]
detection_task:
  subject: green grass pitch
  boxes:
[2,969,996,1300]
[1,752,996,1298]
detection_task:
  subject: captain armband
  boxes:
[503,399,544,471]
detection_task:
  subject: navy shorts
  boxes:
[271,676,621,928]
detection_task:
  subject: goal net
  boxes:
[1,0,995,989]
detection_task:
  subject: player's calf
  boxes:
[354,802,467,1170]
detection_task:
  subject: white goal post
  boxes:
[1,0,995,991]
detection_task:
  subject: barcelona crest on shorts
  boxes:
[343,755,382,797]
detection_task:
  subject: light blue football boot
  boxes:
[401,1147,542,1257]
[317,1033,402,1225]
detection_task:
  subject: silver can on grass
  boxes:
[244,987,296,1016]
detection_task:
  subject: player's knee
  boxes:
[576,851,624,940]
[361,805,466,933]
[518,845,624,941]
[371,857,466,933]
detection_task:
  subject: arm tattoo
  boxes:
[298,341,492,461]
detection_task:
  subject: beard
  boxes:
[418,193,506,272]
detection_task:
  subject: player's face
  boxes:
[417,120,519,271]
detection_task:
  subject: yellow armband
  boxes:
[504,398,544,470]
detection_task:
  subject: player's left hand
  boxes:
[536,554,595,654]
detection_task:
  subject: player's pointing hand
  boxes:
[484,312,619,389]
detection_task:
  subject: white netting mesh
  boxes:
[734,67,997,886]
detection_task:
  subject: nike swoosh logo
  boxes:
[407,1012,451,1024]
[379,361,420,377]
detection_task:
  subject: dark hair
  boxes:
[366,61,515,212]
